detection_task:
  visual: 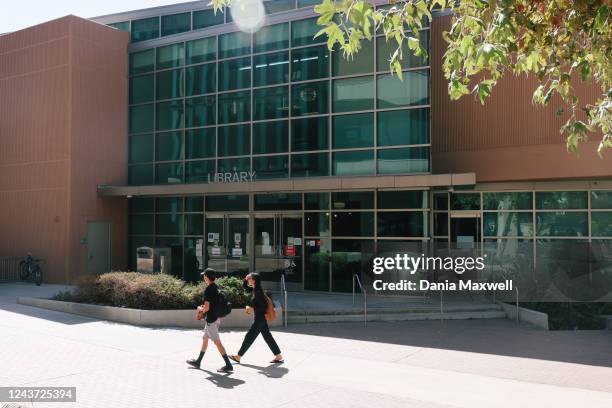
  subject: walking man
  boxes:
[186,268,233,373]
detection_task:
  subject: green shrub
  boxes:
[52,272,249,310]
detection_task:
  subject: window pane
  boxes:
[305,212,330,236]
[264,0,294,14]
[291,45,329,81]
[185,214,204,235]
[377,147,429,174]
[483,192,533,210]
[156,162,184,184]
[129,134,153,163]
[291,152,329,177]
[377,70,429,108]
[130,50,155,74]
[186,63,216,96]
[591,191,612,209]
[131,17,159,42]
[130,74,154,104]
[156,131,183,161]
[186,37,216,64]
[185,96,216,128]
[254,193,301,210]
[536,191,588,209]
[218,125,250,156]
[333,76,374,113]
[186,160,215,183]
[157,43,185,69]
[218,91,251,124]
[592,212,612,236]
[130,214,154,235]
[156,69,184,100]
[218,157,250,173]
[129,104,154,134]
[377,212,426,237]
[161,13,191,36]
[253,121,288,154]
[156,214,184,235]
[219,31,251,58]
[451,193,480,210]
[333,41,373,76]
[185,197,204,212]
[484,212,533,237]
[129,164,154,185]
[253,155,289,179]
[378,108,429,146]
[109,21,129,31]
[332,239,374,292]
[378,190,427,209]
[292,117,328,151]
[332,212,374,236]
[129,197,155,213]
[219,57,252,91]
[292,81,328,116]
[254,23,289,52]
[292,18,324,47]
[434,213,448,236]
[333,113,374,149]
[193,9,224,29]
[254,86,289,120]
[536,212,588,236]
[157,197,183,212]
[253,51,289,86]
[186,127,216,159]
[376,34,429,71]
[332,192,374,209]
[434,193,449,210]
[206,195,249,211]
[333,150,374,176]
[157,100,184,130]
[298,0,320,6]
[305,192,330,210]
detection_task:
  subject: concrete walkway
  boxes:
[0,283,611,408]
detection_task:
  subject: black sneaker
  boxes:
[186,359,201,369]
[217,365,233,373]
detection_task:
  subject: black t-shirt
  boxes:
[204,283,219,323]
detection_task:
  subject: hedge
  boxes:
[53,272,249,310]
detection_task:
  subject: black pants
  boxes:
[238,318,281,356]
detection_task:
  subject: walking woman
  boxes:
[230,272,284,364]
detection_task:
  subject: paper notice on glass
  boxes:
[234,233,241,245]
[232,247,243,257]
[262,245,272,255]
[212,246,221,256]
[207,233,215,243]
[294,238,302,246]
[287,237,295,245]
[196,240,203,257]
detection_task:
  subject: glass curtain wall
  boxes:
[128,12,431,186]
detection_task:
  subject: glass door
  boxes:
[254,215,279,281]
[280,214,303,286]
[205,214,250,276]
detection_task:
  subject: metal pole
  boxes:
[440,289,444,322]
[515,287,520,323]
[352,274,355,306]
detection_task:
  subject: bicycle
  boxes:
[19,253,43,286]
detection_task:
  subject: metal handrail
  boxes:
[352,274,367,327]
[280,274,288,327]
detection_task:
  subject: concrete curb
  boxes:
[16,297,282,328]
[497,301,549,330]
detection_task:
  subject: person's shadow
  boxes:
[238,362,289,379]
[187,367,245,389]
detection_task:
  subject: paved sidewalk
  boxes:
[0,283,611,408]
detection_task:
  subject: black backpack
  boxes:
[216,290,232,318]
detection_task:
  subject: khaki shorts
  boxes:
[203,319,220,341]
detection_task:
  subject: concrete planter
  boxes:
[497,301,549,330]
[17,297,282,328]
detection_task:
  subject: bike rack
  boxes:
[352,274,367,327]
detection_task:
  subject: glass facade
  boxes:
[127,10,431,185]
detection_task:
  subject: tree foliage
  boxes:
[212,0,611,155]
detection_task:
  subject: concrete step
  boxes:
[287,305,507,324]
[287,303,504,316]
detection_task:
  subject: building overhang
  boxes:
[97,173,476,197]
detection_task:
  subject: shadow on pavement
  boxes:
[237,362,289,379]
[276,319,612,368]
[200,369,246,389]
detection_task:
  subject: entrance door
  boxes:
[87,221,111,274]
[205,215,249,276]
[253,214,303,290]
[450,213,481,248]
